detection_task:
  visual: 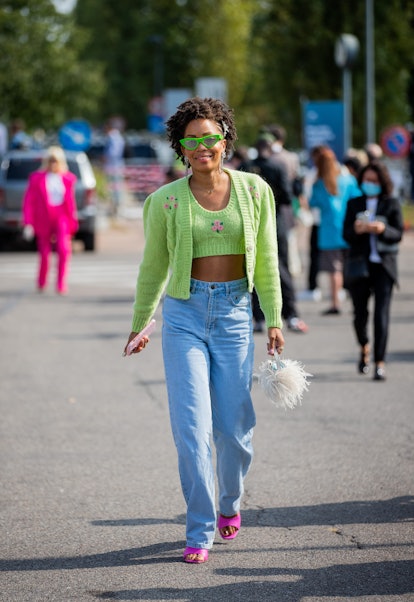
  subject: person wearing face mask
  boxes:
[343,161,404,381]
[124,97,284,564]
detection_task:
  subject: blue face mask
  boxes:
[361,181,381,197]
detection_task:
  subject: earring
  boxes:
[184,156,190,177]
[220,151,226,172]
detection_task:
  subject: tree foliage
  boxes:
[74,0,414,146]
[74,0,257,131]
[0,0,104,129]
[1,0,414,148]
[256,0,414,146]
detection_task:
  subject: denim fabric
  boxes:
[162,277,256,549]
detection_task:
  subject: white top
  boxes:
[46,172,65,206]
[366,197,381,263]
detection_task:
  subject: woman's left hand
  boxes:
[22,224,35,241]
[267,327,285,355]
[369,220,386,235]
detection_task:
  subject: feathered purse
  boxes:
[256,353,312,410]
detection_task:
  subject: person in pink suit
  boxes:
[23,146,78,294]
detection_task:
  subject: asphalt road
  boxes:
[0,218,413,602]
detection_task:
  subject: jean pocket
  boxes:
[228,291,250,307]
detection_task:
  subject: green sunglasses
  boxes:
[180,134,224,151]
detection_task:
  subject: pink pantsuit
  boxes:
[23,170,78,293]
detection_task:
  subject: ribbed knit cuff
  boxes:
[264,307,283,330]
[131,314,151,334]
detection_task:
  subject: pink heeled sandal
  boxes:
[217,513,241,540]
[183,547,209,564]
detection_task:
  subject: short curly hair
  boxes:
[166,96,237,164]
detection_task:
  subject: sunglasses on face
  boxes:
[179,134,224,151]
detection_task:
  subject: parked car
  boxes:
[0,149,97,250]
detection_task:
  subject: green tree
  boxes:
[73,0,414,147]
[75,0,194,128]
[0,0,104,129]
[253,0,414,147]
[74,0,260,133]
[374,0,414,132]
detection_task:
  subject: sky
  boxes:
[52,0,76,13]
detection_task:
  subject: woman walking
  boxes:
[124,97,284,563]
[343,161,403,380]
[23,146,78,294]
[309,147,360,314]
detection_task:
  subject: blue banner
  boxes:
[302,101,344,162]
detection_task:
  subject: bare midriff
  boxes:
[191,254,246,282]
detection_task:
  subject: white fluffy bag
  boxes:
[256,353,312,410]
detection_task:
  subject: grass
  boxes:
[402,201,414,230]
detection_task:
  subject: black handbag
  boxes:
[344,255,369,285]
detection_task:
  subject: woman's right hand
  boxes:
[354,219,368,234]
[123,332,150,355]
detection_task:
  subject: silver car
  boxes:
[0,149,97,251]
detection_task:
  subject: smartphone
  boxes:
[124,319,156,356]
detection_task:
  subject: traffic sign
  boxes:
[59,119,92,151]
[380,125,410,158]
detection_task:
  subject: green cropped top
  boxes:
[190,186,245,258]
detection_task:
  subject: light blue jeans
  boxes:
[162,277,256,550]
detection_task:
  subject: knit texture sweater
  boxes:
[132,168,282,332]
[190,188,245,258]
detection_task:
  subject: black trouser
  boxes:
[348,262,394,363]
[308,224,319,291]
[252,210,298,323]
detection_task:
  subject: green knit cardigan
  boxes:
[131,169,282,332]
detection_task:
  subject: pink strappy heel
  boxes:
[217,513,241,540]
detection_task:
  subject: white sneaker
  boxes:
[297,288,322,302]
[338,288,348,302]
[287,317,309,333]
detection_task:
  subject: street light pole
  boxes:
[343,68,352,153]
[335,34,360,157]
[149,35,164,98]
[365,0,375,143]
